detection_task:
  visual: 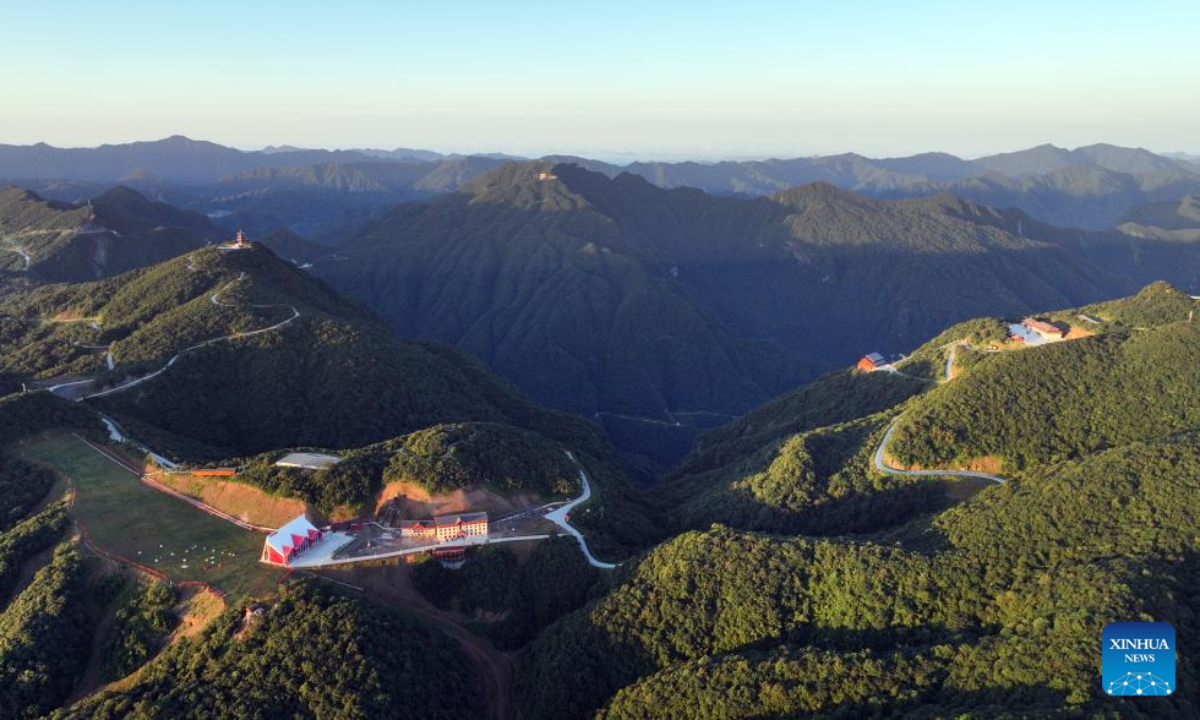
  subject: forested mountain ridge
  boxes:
[0,185,211,282]
[313,161,1171,464]
[9,138,1198,243]
[179,156,507,242]
[0,243,656,554]
[316,162,824,467]
[514,283,1200,718]
[549,143,1200,231]
[888,283,1200,473]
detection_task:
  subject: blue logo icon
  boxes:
[1103,622,1175,696]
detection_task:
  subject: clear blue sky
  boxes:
[0,0,1196,160]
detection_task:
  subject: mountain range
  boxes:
[0,243,654,554]
[0,185,332,284]
[516,282,1200,718]
[2,174,1198,717]
[7,151,1199,467]
[0,185,211,283]
[562,143,1200,230]
[312,160,1200,465]
[6,138,1200,240]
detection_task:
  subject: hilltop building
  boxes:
[857,352,887,372]
[261,514,325,566]
[274,452,342,470]
[1022,317,1067,341]
[400,512,489,543]
[399,519,437,539]
[218,229,252,251]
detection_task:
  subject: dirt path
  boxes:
[67,562,124,704]
[314,563,513,720]
[5,542,57,604]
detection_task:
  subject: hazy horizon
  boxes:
[1,0,1196,160]
[3,135,1196,167]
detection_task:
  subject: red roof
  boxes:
[434,512,489,527]
[1023,318,1065,336]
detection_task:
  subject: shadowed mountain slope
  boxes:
[315,163,1139,468]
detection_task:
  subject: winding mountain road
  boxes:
[873,342,1007,484]
[77,270,300,401]
[547,451,618,569]
[2,244,31,271]
[872,420,1006,484]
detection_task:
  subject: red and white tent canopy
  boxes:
[263,514,323,565]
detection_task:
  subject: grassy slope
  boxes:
[20,434,276,599]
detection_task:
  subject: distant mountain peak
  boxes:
[461,161,592,211]
[768,181,870,208]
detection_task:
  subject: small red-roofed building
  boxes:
[261,514,324,566]
[1022,317,1067,341]
[857,352,887,372]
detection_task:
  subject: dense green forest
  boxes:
[514,285,1200,718]
[0,391,101,441]
[0,543,92,719]
[0,246,657,557]
[0,456,56,531]
[0,504,72,600]
[410,538,605,651]
[412,546,518,614]
[481,537,605,651]
[1079,280,1198,328]
[517,437,1200,718]
[233,445,392,513]
[384,422,579,497]
[66,582,485,719]
[668,369,929,484]
[889,317,1199,471]
[239,421,583,512]
[102,580,178,682]
[668,413,948,535]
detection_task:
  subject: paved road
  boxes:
[943,344,958,382]
[2,244,31,271]
[77,270,299,400]
[872,419,1006,484]
[874,340,1008,484]
[313,450,619,570]
[546,451,618,568]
